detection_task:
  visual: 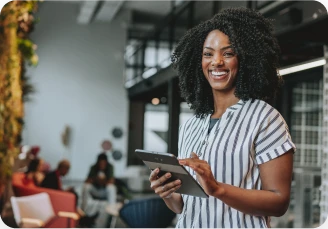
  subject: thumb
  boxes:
[191,152,199,159]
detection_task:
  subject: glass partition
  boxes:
[275,72,323,228]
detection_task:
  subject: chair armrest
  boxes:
[21,217,44,227]
[58,211,80,220]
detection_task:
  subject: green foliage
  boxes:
[0,0,39,188]
[18,38,38,65]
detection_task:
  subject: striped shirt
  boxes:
[176,99,296,228]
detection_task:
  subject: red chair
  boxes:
[11,193,79,228]
[11,172,78,228]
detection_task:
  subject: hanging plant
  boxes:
[0,0,39,190]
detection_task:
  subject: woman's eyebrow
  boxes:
[203,47,214,51]
[203,45,233,51]
[220,45,233,51]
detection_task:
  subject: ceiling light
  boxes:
[151,98,160,105]
[279,58,326,76]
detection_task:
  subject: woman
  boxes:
[24,158,45,186]
[149,7,295,228]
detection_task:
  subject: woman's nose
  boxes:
[211,56,224,66]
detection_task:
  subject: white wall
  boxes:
[23,2,130,180]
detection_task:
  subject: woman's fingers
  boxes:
[179,159,207,172]
[190,165,205,176]
[154,179,182,198]
[150,171,172,190]
[161,184,182,198]
[179,154,207,167]
[149,168,159,182]
[154,179,181,193]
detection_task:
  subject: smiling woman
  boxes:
[201,30,239,102]
[171,7,282,118]
[148,7,296,228]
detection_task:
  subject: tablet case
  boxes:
[135,149,208,198]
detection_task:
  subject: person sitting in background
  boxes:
[15,145,51,174]
[41,159,79,205]
[41,159,71,190]
[40,160,97,226]
[23,158,45,186]
[82,153,117,210]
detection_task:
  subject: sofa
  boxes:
[11,172,77,228]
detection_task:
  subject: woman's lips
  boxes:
[209,71,229,80]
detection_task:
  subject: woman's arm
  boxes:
[149,168,184,214]
[179,150,293,217]
[163,193,184,214]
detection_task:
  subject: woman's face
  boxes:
[202,30,239,94]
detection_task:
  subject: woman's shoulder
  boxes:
[249,99,286,127]
[180,114,206,129]
[248,99,282,116]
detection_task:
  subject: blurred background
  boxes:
[1,0,328,228]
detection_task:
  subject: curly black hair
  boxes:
[172,7,282,118]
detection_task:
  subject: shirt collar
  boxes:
[227,99,246,111]
[204,99,247,130]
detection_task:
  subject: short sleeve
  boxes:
[254,108,296,165]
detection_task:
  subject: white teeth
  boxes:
[212,71,227,76]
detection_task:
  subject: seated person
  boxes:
[23,158,45,186]
[82,153,117,210]
[41,159,71,190]
[40,160,94,225]
[41,159,79,205]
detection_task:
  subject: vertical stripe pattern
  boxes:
[176,99,296,228]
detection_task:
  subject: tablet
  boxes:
[135,149,208,198]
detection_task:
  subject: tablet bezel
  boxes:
[135,149,208,198]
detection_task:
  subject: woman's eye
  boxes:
[203,52,212,57]
[224,52,235,57]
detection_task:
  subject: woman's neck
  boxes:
[211,90,239,118]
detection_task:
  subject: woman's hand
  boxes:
[179,152,221,196]
[149,168,182,199]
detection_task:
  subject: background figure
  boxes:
[82,153,117,211]
[41,159,70,190]
[41,159,79,207]
[23,158,45,186]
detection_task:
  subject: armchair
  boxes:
[119,196,176,228]
[11,193,79,228]
[11,172,78,227]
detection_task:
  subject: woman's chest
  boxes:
[180,117,259,182]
